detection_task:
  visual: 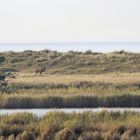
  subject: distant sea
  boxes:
[0,43,140,52]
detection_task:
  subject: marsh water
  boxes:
[0,108,140,117]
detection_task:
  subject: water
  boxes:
[0,43,140,52]
[0,108,140,117]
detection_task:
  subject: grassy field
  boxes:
[0,111,140,140]
[0,72,140,108]
[0,50,140,139]
[10,72,140,84]
[0,50,140,108]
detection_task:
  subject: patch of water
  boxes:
[0,108,140,117]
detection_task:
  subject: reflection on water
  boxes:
[0,108,140,117]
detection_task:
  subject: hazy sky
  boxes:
[0,0,140,44]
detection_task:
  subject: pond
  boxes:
[0,108,140,117]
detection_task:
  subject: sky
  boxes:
[0,0,140,52]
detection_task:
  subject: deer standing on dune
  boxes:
[36,66,46,75]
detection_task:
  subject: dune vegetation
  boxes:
[0,111,140,140]
[0,50,140,74]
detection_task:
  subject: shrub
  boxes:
[0,56,5,64]
[84,50,93,55]
[121,128,137,140]
[40,132,54,140]
[16,131,35,140]
[78,131,103,140]
[55,128,77,140]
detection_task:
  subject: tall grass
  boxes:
[0,73,140,108]
[1,94,140,108]
[2,78,140,95]
[0,111,140,139]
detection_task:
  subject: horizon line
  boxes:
[0,50,139,53]
[0,42,140,45]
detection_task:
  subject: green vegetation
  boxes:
[0,111,140,140]
[0,50,139,74]
[0,72,15,93]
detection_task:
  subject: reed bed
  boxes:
[1,94,140,108]
[0,111,140,140]
[0,72,140,108]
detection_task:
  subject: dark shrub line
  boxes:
[1,95,140,109]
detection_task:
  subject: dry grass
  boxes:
[10,72,140,84]
[1,111,140,139]
[0,72,139,108]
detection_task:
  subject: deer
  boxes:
[35,66,46,75]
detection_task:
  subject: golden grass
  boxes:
[1,72,139,108]
[10,72,140,84]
